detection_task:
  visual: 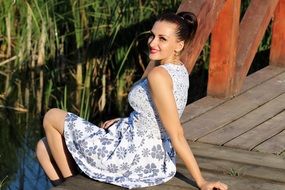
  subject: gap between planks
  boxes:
[183,70,285,141]
[181,66,285,123]
[198,92,285,148]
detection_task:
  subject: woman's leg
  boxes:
[42,108,78,178]
[36,137,64,185]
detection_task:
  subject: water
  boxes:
[0,110,51,190]
[6,148,51,190]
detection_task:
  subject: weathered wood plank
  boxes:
[207,0,240,98]
[225,110,285,150]
[270,0,285,67]
[50,174,198,190]
[181,96,225,123]
[178,142,285,190]
[181,66,285,123]
[51,175,122,190]
[177,0,226,73]
[188,142,285,170]
[241,65,285,91]
[192,157,285,183]
[188,169,285,190]
[234,0,279,94]
[183,71,285,141]
[50,169,285,190]
[198,92,285,146]
[254,129,285,154]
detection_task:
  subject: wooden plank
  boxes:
[270,0,285,67]
[51,174,198,190]
[207,0,240,98]
[254,129,285,154]
[51,175,123,190]
[192,157,285,183]
[181,66,285,124]
[234,0,279,94]
[198,92,285,145]
[178,168,285,190]
[225,110,285,150]
[241,65,285,91]
[181,96,225,123]
[144,177,198,190]
[183,71,285,141]
[52,142,285,190]
[177,0,226,73]
[188,142,285,170]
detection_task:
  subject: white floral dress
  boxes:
[64,63,189,189]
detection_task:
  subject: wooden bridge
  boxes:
[52,0,285,189]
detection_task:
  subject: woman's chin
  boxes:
[148,55,160,61]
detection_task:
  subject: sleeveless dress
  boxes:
[64,63,189,189]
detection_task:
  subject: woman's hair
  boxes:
[157,12,198,43]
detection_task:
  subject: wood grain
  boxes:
[225,110,285,150]
[270,0,285,67]
[183,71,285,141]
[207,0,240,98]
[234,0,279,94]
[177,0,226,73]
[198,93,285,146]
[254,129,285,154]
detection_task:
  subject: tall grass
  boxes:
[0,0,273,188]
[0,0,272,121]
[0,0,180,121]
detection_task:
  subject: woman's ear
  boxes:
[175,40,184,53]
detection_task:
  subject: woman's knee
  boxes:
[43,108,59,127]
[43,108,67,133]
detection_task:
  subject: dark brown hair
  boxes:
[156,12,198,43]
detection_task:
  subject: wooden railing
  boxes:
[178,0,285,98]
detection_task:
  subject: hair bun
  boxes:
[177,12,198,39]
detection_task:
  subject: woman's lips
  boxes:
[150,48,159,54]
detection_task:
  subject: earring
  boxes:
[174,50,180,56]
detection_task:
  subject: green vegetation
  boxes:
[0,0,273,188]
[0,0,181,122]
[226,168,241,177]
[0,0,180,188]
[0,0,271,121]
[0,175,8,189]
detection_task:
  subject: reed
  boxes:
[0,175,8,189]
[0,0,271,122]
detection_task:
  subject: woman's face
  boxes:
[148,21,184,64]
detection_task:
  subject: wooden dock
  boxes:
[182,65,285,155]
[52,65,285,190]
[51,0,285,189]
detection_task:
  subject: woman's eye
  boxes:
[159,37,166,41]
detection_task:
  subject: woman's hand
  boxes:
[199,180,228,190]
[100,118,120,129]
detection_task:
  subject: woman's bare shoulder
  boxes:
[147,65,172,87]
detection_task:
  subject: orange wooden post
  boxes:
[234,0,279,95]
[177,0,226,73]
[270,0,285,67]
[207,0,240,98]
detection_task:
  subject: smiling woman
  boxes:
[148,21,184,63]
[36,12,227,190]
[148,12,197,64]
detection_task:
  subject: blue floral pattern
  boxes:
[64,63,189,189]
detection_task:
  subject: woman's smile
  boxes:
[149,47,159,54]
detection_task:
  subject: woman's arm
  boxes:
[147,67,227,190]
